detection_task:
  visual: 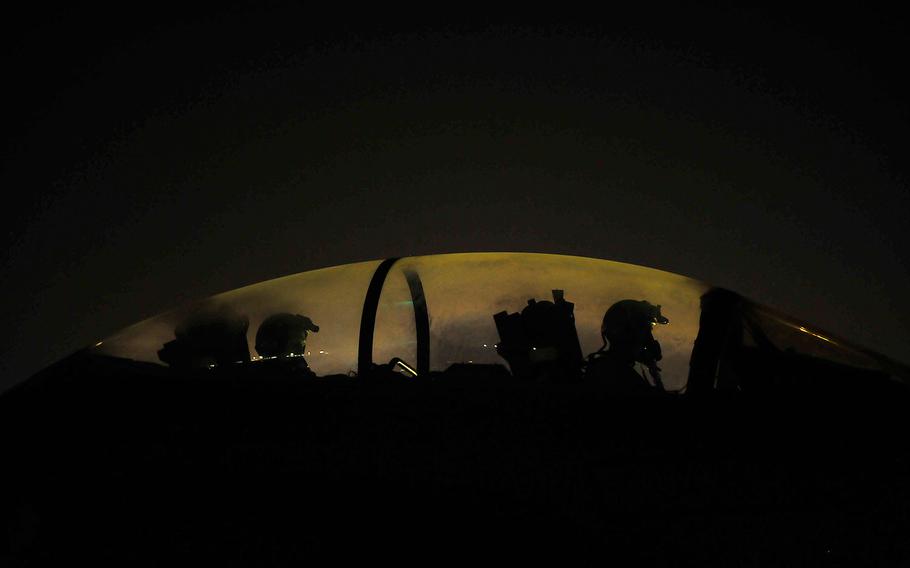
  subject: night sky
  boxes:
[2,5,908,392]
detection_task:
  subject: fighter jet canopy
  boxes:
[91,252,905,390]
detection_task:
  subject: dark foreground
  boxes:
[2,352,909,566]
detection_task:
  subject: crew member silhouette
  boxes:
[586,300,669,392]
[158,305,251,369]
[255,313,319,363]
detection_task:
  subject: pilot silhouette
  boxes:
[586,300,669,392]
[255,313,319,360]
[158,305,250,369]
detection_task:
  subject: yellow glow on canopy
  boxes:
[392,253,707,389]
[94,252,710,388]
[797,326,836,345]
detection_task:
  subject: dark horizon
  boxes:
[2,7,908,392]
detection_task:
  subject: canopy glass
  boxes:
[92,252,903,390]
